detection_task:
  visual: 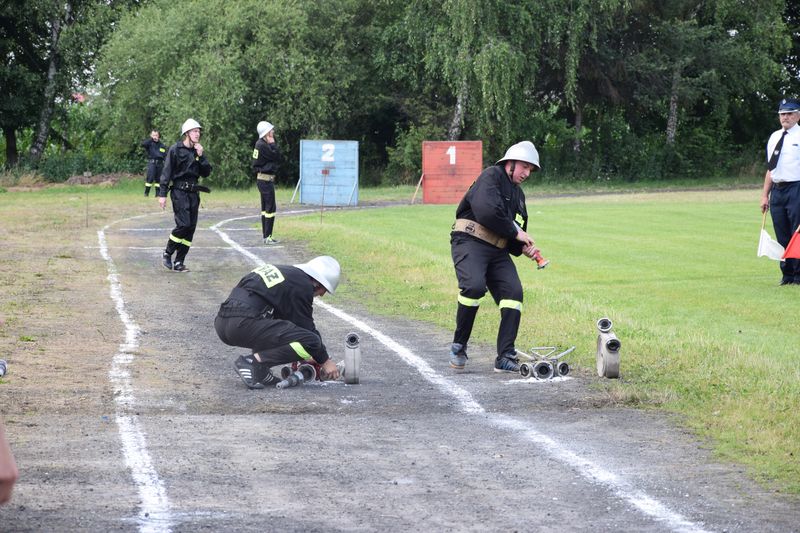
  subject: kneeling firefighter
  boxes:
[214,256,341,389]
[448,141,542,373]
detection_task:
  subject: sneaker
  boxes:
[494,353,520,373]
[449,343,468,369]
[162,252,173,270]
[172,262,189,272]
[263,236,280,245]
[234,355,266,389]
[260,370,281,388]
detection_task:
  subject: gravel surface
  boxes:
[1,207,797,532]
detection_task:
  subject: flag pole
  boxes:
[761,210,767,232]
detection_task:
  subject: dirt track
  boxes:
[1,206,798,532]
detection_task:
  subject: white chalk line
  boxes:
[89,207,373,531]
[98,214,173,533]
[213,213,711,533]
[86,246,276,251]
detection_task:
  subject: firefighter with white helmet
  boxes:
[252,120,282,245]
[214,256,342,388]
[448,140,542,373]
[157,118,212,272]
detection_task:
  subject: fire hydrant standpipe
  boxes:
[344,332,360,384]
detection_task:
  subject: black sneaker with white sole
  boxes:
[234,355,266,389]
[260,370,281,388]
[172,261,189,272]
[494,353,521,373]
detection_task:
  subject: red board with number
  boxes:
[421,141,483,204]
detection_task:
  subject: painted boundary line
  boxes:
[90,206,382,531]
[98,215,173,533]
[213,215,712,533]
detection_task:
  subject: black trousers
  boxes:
[214,314,324,366]
[451,234,523,357]
[164,189,199,263]
[144,161,163,195]
[770,182,800,282]
[257,180,276,238]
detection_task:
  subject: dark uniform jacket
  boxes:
[219,264,329,363]
[158,141,212,197]
[252,138,282,175]
[141,138,166,161]
[454,164,528,256]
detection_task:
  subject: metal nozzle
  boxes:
[276,365,316,389]
[345,332,360,349]
[533,361,554,379]
[519,362,534,378]
[597,317,613,333]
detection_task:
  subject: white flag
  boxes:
[757,229,785,261]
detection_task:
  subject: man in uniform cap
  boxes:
[760,98,800,284]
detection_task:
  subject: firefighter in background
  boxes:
[214,256,341,389]
[448,141,542,373]
[141,129,166,197]
[157,118,212,272]
[252,121,282,245]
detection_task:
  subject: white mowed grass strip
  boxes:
[99,215,174,533]
[214,213,712,533]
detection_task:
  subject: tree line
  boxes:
[1,0,798,185]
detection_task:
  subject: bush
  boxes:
[383,123,445,185]
[37,152,142,182]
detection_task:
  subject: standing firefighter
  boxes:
[252,120,282,245]
[214,256,341,389]
[157,118,212,272]
[141,130,166,197]
[448,141,542,373]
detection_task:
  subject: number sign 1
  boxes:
[421,141,483,204]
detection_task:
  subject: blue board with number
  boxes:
[298,140,359,206]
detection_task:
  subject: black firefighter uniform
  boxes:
[450,164,529,358]
[158,141,212,266]
[214,264,331,367]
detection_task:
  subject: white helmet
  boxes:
[257,121,274,138]
[295,256,341,294]
[496,140,540,170]
[181,118,202,136]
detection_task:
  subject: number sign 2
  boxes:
[298,140,359,206]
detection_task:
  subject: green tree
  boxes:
[0,0,136,167]
[97,0,388,185]
[625,0,788,145]
[0,2,48,167]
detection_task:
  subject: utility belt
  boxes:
[219,287,274,319]
[148,158,164,164]
[453,218,508,249]
[172,181,211,193]
[773,180,799,190]
[257,173,275,182]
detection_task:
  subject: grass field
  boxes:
[280,186,800,494]
[1,176,798,494]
